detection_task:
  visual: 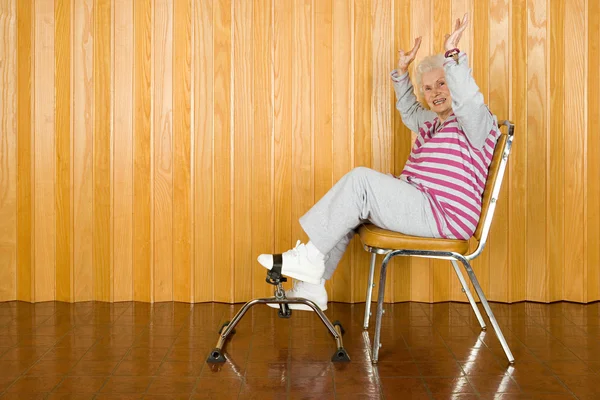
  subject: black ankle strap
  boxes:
[272,254,283,275]
[266,254,286,285]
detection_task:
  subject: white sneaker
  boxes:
[257,240,325,285]
[267,279,328,311]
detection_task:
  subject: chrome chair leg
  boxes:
[372,252,393,364]
[458,256,515,364]
[363,252,377,330]
[450,259,486,330]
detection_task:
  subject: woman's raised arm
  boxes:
[443,14,497,149]
[392,37,436,133]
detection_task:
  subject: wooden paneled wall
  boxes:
[0,0,598,304]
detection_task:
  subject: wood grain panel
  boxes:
[563,0,586,302]
[34,0,56,302]
[331,0,353,303]
[548,0,564,303]
[73,0,94,301]
[17,0,33,302]
[55,0,72,302]
[213,0,233,303]
[173,0,192,302]
[0,0,17,301]
[194,0,214,302]
[371,0,392,303]
[431,0,451,303]
[488,0,509,303]
[508,0,527,302]
[113,0,134,302]
[527,0,548,302]
[351,0,372,302]
[233,0,253,302]
[433,0,451,53]
[273,0,292,289]
[93,0,111,302]
[587,0,600,302]
[371,0,391,176]
[314,0,333,297]
[409,0,431,303]
[392,0,411,303]
[4,0,600,305]
[251,0,273,299]
[133,0,152,302]
[291,0,313,249]
[452,0,472,60]
[153,0,174,302]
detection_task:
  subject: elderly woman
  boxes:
[259,13,500,311]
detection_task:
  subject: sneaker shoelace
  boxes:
[284,240,303,258]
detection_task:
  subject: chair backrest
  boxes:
[470,120,514,257]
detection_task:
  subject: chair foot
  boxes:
[457,257,515,364]
[206,348,226,364]
[363,304,372,330]
[332,347,350,362]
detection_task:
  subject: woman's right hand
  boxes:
[397,36,422,74]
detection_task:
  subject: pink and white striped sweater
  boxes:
[391,52,500,240]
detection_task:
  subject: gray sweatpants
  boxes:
[299,166,441,279]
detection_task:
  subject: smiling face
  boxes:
[421,68,453,121]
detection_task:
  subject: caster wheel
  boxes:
[218,321,235,335]
[333,320,345,335]
[206,348,226,363]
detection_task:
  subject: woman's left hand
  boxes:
[444,13,469,52]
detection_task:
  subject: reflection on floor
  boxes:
[0,300,599,399]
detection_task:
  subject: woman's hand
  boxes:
[444,13,469,52]
[397,37,422,74]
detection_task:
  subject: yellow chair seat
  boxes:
[357,223,470,255]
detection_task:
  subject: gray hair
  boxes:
[415,53,445,92]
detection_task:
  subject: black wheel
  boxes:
[218,321,235,335]
[333,320,345,335]
[331,347,350,362]
[206,348,226,363]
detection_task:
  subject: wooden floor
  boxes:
[0,300,599,399]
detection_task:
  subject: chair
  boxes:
[358,119,515,365]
